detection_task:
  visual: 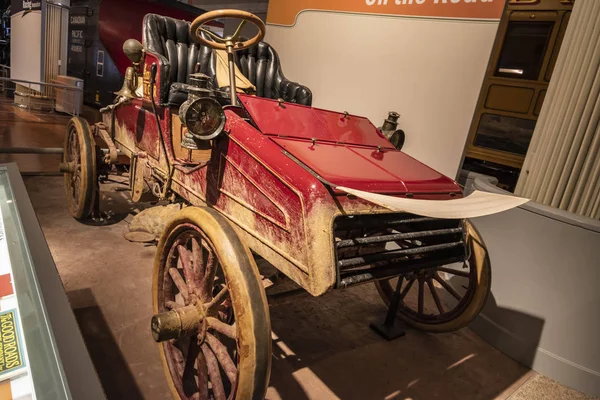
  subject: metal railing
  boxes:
[0,74,84,175]
[0,64,11,92]
[0,76,84,116]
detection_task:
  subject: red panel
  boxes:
[271,137,409,193]
[238,95,337,141]
[239,95,394,148]
[313,108,393,148]
[348,147,461,193]
[114,100,162,159]
[221,157,287,228]
[224,111,331,201]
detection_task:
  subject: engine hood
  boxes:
[238,94,394,148]
[271,137,461,194]
[238,94,461,195]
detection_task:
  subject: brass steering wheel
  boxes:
[190,9,266,52]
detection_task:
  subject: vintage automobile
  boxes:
[60,9,523,400]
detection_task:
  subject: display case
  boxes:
[0,163,104,399]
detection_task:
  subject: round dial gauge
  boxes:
[180,97,226,141]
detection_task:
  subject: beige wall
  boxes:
[191,2,268,38]
[10,10,43,91]
[266,12,499,178]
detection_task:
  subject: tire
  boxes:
[63,117,97,219]
[374,220,491,333]
[153,206,272,400]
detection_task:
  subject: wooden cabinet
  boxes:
[464,0,573,169]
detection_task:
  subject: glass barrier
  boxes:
[0,165,70,399]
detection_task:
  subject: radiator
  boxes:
[333,213,467,288]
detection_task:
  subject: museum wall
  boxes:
[10,3,44,90]
[265,2,503,178]
[191,1,268,37]
[467,174,600,397]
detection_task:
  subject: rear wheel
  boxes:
[63,117,97,219]
[374,220,491,333]
[153,207,272,400]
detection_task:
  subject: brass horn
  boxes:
[115,39,144,100]
[115,66,138,100]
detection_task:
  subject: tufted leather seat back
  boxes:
[142,14,312,106]
[234,43,312,105]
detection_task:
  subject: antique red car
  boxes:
[60,9,501,400]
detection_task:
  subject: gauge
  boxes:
[179,97,226,141]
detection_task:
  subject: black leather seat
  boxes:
[142,14,313,107]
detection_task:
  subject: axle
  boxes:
[151,303,205,342]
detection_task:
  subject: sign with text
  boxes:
[0,309,25,381]
[11,0,43,15]
[68,10,89,78]
[267,0,505,26]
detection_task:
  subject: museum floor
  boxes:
[3,104,597,399]
[25,176,595,400]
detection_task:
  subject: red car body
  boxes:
[105,51,463,296]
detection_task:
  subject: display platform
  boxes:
[0,163,104,399]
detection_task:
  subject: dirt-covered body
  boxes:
[102,90,464,296]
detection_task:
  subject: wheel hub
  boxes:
[59,161,80,173]
[413,268,436,281]
[151,300,207,342]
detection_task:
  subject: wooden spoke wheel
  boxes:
[63,117,97,219]
[152,207,271,400]
[374,220,491,333]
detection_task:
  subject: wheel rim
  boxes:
[65,123,82,211]
[158,223,240,400]
[384,260,477,324]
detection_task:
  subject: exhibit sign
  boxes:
[267,0,505,26]
[0,310,25,381]
[10,0,44,15]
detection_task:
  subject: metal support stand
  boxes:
[91,180,105,223]
[370,278,407,340]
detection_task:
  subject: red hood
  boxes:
[238,95,461,194]
[238,94,393,148]
[271,137,461,194]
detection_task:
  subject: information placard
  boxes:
[0,309,26,381]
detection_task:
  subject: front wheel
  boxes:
[374,220,491,333]
[152,207,272,400]
[62,117,97,219]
